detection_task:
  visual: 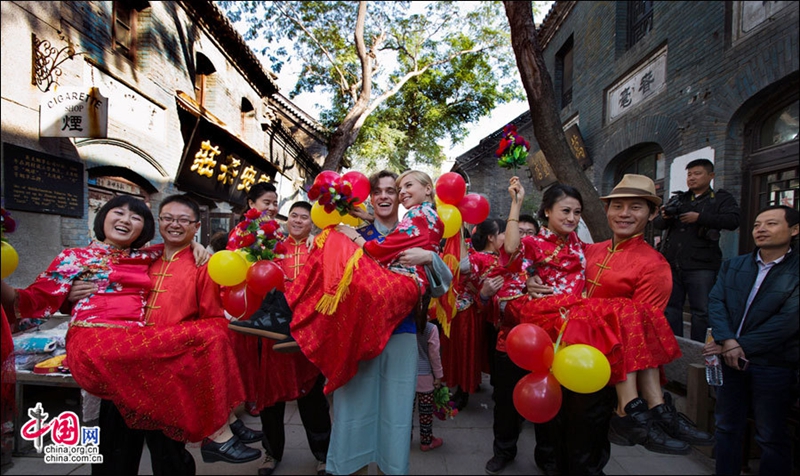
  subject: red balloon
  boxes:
[457,193,490,224]
[435,172,467,205]
[507,323,555,376]
[314,170,340,188]
[222,282,262,320]
[513,373,562,423]
[342,171,371,205]
[246,260,285,296]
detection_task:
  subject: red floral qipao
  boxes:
[289,202,443,393]
[14,241,244,442]
[256,236,321,410]
[521,228,586,296]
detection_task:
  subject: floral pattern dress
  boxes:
[289,201,444,393]
[14,241,245,442]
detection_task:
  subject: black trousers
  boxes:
[92,399,195,476]
[491,351,528,460]
[259,374,331,462]
[534,386,616,475]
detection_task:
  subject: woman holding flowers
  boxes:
[230,170,444,394]
[0,196,259,463]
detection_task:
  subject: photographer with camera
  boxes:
[653,159,741,342]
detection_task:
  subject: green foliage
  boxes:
[217,1,524,171]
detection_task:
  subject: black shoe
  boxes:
[229,289,292,340]
[608,398,690,455]
[651,393,715,446]
[485,455,512,475]
[230,418,264,444]
[453,388,469,411]
[201,435,261,464]
[272,334,300,353]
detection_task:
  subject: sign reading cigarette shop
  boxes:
[40,87,108,138]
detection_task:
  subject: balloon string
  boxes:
[553,307,569,354]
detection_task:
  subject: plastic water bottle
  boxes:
[704,327,723,386]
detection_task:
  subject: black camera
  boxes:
[663,191,688,217]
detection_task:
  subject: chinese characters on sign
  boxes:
[2,143,84,217]
[564,124,592,169]
[528,149,558,190]
[607,47,667,123]
[40,87,108,138]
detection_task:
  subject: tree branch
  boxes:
[274,2,352,97]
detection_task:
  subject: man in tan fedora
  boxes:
[527,174,712,475]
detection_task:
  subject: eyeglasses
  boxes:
[519,228,537,236]
[158,216,198,226]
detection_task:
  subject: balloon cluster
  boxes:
[307,170,370,229]
[506,323,611,423]
[495,124,530,172]
[1,206,18,279]
[208,209,287,319]
[435,172,491,238]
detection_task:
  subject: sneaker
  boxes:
[272,334,301,353]
[200,435,260,464]
[258,453,278,476]
[608,397,690,455]
[420,436,443,452]
[485,455,512,475]
[315,460,327,475]
[230,418,264,444]
[650,393,714,446]
[229,289,292,340]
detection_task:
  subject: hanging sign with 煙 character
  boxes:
[40,87,108,138]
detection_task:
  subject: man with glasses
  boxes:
[518,214,539,238]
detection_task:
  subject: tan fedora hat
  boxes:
[600,174,662,206]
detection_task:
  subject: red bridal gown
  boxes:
[289,202,444,393]
[14,241,244,442]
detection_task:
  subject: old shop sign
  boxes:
[40,87,108,138]
[606,46,667,123]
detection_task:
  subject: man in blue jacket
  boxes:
[704,204,799,476]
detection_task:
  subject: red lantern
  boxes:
[246,260,285,297]
[507,323,555,376]
[435,172,467,205]
[457,193,490,224]
[513,373,562,423]
[342,171,371,205]
[222,282,262,320]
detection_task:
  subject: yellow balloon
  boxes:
[311,202,341,229]
[1,242,19,279]
[207,250,248,287]
[434,195,445,208]
[234,248,254,267]
[437,204,462,238]
[552,344,611,394]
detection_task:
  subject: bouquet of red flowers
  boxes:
[1,205,20,280]
[433,385,459,420]
[495,124,530,175]
[1,206,15,242]
[228,208,286,262]
[307,172,362,216]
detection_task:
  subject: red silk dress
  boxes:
[225,218,287,405]
[256,236,321,410]
[14,241,244,443]
[439,258,485,393]
[289,202,443,393]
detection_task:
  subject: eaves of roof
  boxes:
[271,92,330,139]
[537,1,577,50]
[180,0,279,97]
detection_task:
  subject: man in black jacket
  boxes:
[653,159,740,341]
[704,204,799,476]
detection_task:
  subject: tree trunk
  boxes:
[503,1,611,242]
[322,108,365,171]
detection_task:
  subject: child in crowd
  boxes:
[416,320,444,451]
